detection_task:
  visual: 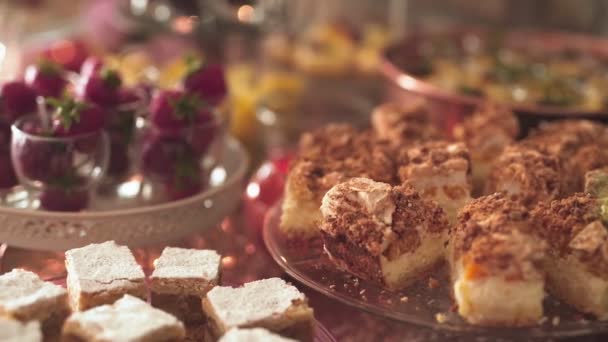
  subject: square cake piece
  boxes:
[281,124,394,238]
[65,241,146,311]
[0,269,69,337]
[371,100,443,147]
[452,103,519,194]
[150,247,221,323]
[0,317,42,342]
[62,294,185,341]
[450,194,546,326]
[320,178,449,290]
[202,278,314,342]
[397,141,472,224]
[219,328,296,342]
[533,194,608,319]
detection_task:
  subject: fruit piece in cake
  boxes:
[319,177,449,290]
[371,100,443,147]
[452,103,519,194]
[533,194,608,319]
[450,193,546,326]
[280,124,394,238]
[485,144,561,207]
[396,141,472,224]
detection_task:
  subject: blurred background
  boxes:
[2,0,608,167]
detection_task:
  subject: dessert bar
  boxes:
[0,269,69,336]
[62,294,185,341]
[533,194,608,318]
[281,124,394,238]
[65,241,146,311]
[219,328,296,342]
[453,103,519,194]
[0,317,42,342]
[396,141,472,223]
[449,194,546,326]
[485,144,561,207]
[150,247,221,323]
[203,278,314,342]
[320,178,449,290]
[371,100,442,147]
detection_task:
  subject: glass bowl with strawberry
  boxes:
[140,85,226,201]
[74,57,146,180]
[10,96,109,212]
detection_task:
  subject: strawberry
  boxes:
[182,58,227,106]
[0,81,37,122]
[24,59,67,98]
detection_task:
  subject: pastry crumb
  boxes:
[400,296,409,303]
[428,277,440,289]
[435,313,447,323]
[552,316,560,326]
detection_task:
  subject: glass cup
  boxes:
[11,115,110,211]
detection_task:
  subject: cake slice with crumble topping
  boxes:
[319,177,449,290]
[281,124,394,238]
[396,141,472,224]
[449,193,546,326]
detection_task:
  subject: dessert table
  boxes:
[2,204,608,342]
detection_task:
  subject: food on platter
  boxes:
[453,103,519,193]
[0,269,70,337]
[396,141,472,223]
[62,295,185,342]
[280,124,394,238]
[319,178,449,290]
[371,100,443,147]
[485,144,561,207]
[65,241,146,311]
[219,327,297,342]
[449,193,546,326]
[150,247,221,323]
[533,194,608,319]
[202,277,315,342]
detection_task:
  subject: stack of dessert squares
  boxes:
[0,241,314,341]
[281,99,608,326]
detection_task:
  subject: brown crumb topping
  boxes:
[451,193,545,280]
[371,101,443,146]
[289,124,395,201]
[397,141,471,180]
[532,194,608,278]
[453,103,519,159]
[485,144,561,207]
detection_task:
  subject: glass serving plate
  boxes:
[0,136,248,251]
[263,203,608,339]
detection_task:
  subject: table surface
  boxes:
[1,207,607,342]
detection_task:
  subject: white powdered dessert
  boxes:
[219,328,296,342]
[62,295,185,341]
[0,269,69,336]
[203,278,314,342]
[150,247,221,323]
[65,241,146,311]
[0,317,42,342]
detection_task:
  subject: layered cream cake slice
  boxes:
[219,328,296,342]
[452,103,519,194]
[523,120,608,195]
[533,194,608,318]
[485,144,561,207]
[450,193,546,326]
[319,177,449,290]
[397,141,472,224]
[0,318,41,342]
[371,100,443,147]
[281,124,394,238]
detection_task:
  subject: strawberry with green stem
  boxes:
[182,56,227,107]
[24,59,67,98]
[48,96,106,136]
[77,68,122,106]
